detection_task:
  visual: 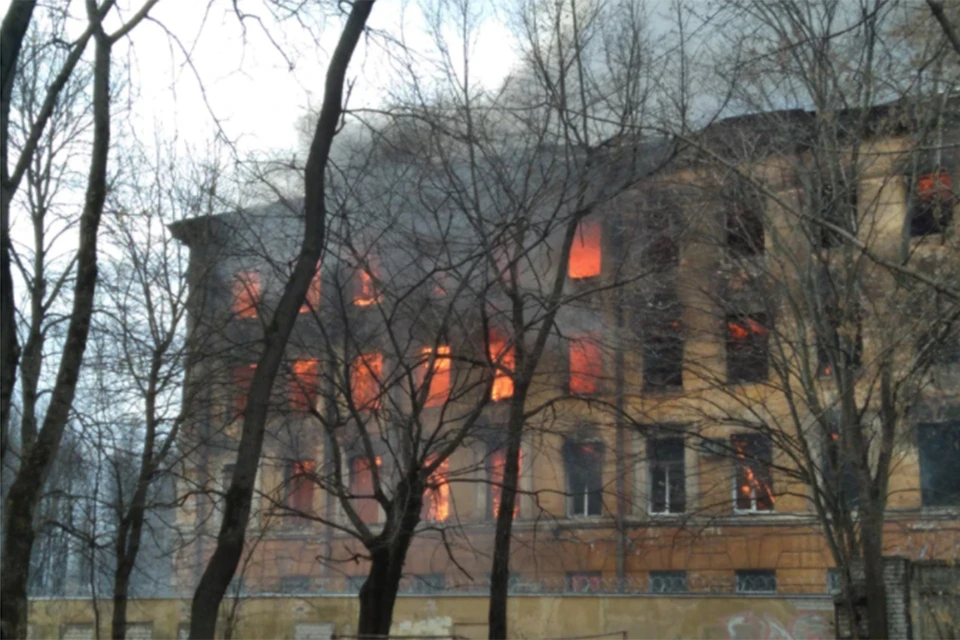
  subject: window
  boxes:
[232,270,261,319]
[350,455,382,524]
[726,203,765,256]
[569,336,602,395]
[286,460,316,513]
[563,441,604,517]
[232,364,256,417]
[351,353,382,411]
[487,447,522,519]
[289,360,318,412]
[642,296,684,391]
[816,181,857,248]
[649,571,688,594]
[822,422,860,509]
[353,258,382,307]
[566,571,603,593]
[726,313,770,384]
[419,346,451,407]
[569,219,602,279]
[917,421,960,507]
[816,299,863,377]
[732,433,774,512]
[648,436,685,514]
[488,331,514,401]
[300,265,322,313]
[643,209,680,271]
[735,570,777,593]
[910,169,954,236]
[422,457,450,522]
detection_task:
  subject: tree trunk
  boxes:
[187,4,374,637]
[111,551,133,640]
[860,510,889,639]
[0,17,111,639]
[0,0,37,464]
[487,388,526,640]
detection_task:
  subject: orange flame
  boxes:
[421,346,451,407]
[301,266,322,313]
[568,219,602,279]
[569,337,602,395]
[352,353,383,410]
[423,457,450,522]
[354,268,382,307]
[290,360,319,412]
[489,449,522,519]
[232,271,261,319]
[489,332,514,401]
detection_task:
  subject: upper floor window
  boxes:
[816,180,857,248]
[300,264,322,314]
[232,270,261,319]
[285,460,316,513]
[351,353,383,411]
[642,296,684,391]
[487,446,522,519]
[563,440,603,517]
[910,169,954,237]
[726,313,770,384]
[488,331,514,402]
[232,364,256,418]
[816,304,863,377]
[726,201,765,257]
[420,345,452,407]
[422,457,450,522]
[642,208,680,272]
[648,436,685,514]
[569,335,603,395]
[822,422,860,510]
[918,421,960,507]
[349,455,382,524]
[732,433,774,512]
[289,359,319,412]
[353,256,382,307]
[568,219,602,279]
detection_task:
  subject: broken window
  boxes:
[488,331,514,401]
[816,180,857,248]
[568,335,603,395]
[232,270,261,319]
[648,436,686,514]
[300,264,322,313]
[349,455,382,524]
[353,256,382,307]
[232,364,256,418]
[351,353,383,411]
[910,169,955,237]
[735,570,777,593]
[422,457,450,522]
[289,360,319,412]
[563,440,604,517]
[726,188,765,256]
[487,446,522,519]
[822,421,860,509]
[649,571,688,594]
[285,460,316,513]
[568,218,602,279]
[566,571,603,593]
[726,313,770,384]
[732,433,774,512]
[420,346,451,407]
[642,295,684,391]
[918,421,960,507]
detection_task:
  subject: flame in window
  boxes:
[421,346,451,407]
[488,448,522,519]
[568,219,602,279]
[354,266,382,307]
[918,170,953,200]
[290,360,318,412]
[233,364,256,416]
[301,265,322,313]
[232,271,261,319]
[734,438,775,508]
[351,353,383,410]
[569,336,602,395]
[728,317,767,341]
[488,332,514,401]
[351,456,382,524]
[422,457,450,522]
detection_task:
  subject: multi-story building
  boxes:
[168,100,960,609]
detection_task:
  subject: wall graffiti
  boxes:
[723,611,832,640]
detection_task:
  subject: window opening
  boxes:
[569,336,603,395]
[568,218,602,279]
[648,436,686,514]
[726,313,770,384]
[732,433,774,511]
[351,353,383,411]
[232,271,261,319]
[563,440,604,516]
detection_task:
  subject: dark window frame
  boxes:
[563,440,604,517]
[909,169,955,237]
[726,313,771,384]
[648,436,686,514]
[917,421,960,507]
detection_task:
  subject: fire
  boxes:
[568,219,602,279]
[489,448,522,519]
[734,439,775,507]
[489,332,514,401]
[301,266,322,313]
[728,317,767,341]
[290,360,318,412]
[351,352,383,410]
[422,457,450,522]
[569,336,602,395]
[232,271,261,319]
[351,456,382,524]
[421,346,452,407]
[918,170,953,200]
[354,266,382,307]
